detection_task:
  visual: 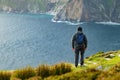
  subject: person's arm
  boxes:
[84,35,87,49]
[72,34,76,50]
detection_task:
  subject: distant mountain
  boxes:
[0,0,68,14]
[0,0,120,23]
[0,0,47,13]
[54,0,120,23]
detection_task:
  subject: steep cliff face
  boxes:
[111,0,120,23]
[81,0,120,22]
[54,0,83,21]
[54,0,120,23]
[0,0,119,22]
[47,0,68,15]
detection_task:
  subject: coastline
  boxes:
[0,11,120,26]
[51,18,120,26]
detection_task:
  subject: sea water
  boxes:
[0,13,120,70]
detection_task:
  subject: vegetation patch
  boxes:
[0,50,120,80]
[0,71,11,80]
[11,67,36,80]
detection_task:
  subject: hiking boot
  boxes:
[80,64,85,67]
[75,65,78,68]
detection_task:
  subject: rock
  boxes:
[118,54,120,57]
[105,54,115,58]
[54,0,83,21]
[110,54,115,57]
[54,0,120,23]
[96,65,103,70]
[105,58,111,60]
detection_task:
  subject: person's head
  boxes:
[77,26,82,31]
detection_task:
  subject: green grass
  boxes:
[45,68,101,80]
[44,50,120,80]
[97,62,120,80]
[85,51,120,68]
[0,50,120,80]
[9,63,72,80]
[36,64,50,78]
[11,66,36,80]
[0,71,11,80]
[36,63,72,79]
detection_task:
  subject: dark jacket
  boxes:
[72,31,87,49]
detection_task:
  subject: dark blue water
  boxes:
[0,13,120,70]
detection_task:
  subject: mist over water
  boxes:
[0,13,120,70]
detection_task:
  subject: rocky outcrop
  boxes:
[0,0,120,23]
[54,0,83,22]
[47,0,69,15]
[54,0,120,23]
[81,0,120,23]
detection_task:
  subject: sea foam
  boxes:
[51,19,84,25]
[95,22,120,25]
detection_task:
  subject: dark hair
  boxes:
[77,26,82,31]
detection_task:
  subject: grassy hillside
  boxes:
[0,0,68,14]
[0,50,120,80]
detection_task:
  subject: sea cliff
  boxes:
[54,0,120,23]
[0,0,120,23]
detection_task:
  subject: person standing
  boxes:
[72,26,87,67]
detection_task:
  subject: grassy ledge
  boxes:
[1,50,120,80]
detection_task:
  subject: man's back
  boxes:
[71,26,87,67]
[72,31,87,50]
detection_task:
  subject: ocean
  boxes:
[0,13,120,70]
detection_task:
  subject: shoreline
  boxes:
[51,18,120,26]
[0,11,120,26]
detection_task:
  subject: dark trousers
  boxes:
[75,48,84,67]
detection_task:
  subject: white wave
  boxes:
[51,19,84,25]
[64,21,84,25]
[52,19,120,26]
[95,21,120,25]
